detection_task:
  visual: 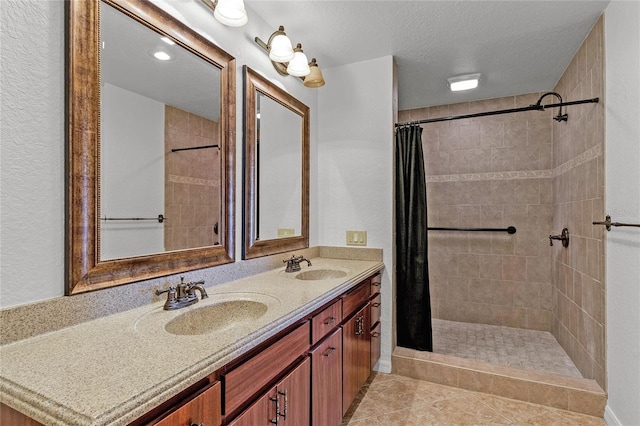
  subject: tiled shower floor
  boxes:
[432,319,583,378]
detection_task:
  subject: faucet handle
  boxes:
[155,286,176,297]
[156,286,178,310]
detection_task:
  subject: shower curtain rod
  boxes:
[396,96,599,127]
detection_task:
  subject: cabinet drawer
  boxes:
[224,322,310,415]
[370,273,382,296]
[370,293,381,326]
[342,280,370,319]
[154,381,221,426]
[311,299,342,344]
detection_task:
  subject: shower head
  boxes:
[530,91,568,122]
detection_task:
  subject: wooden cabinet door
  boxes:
[227,391,276,426]
[277,357,311,426]
[356,303,371,388]
[154,381,222,426]
[311,327,343,426]
[370,321,381,371]
[341,310,357,416]
[229,358,310,426]
[342,303,369,416]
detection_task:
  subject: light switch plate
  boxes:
[346,230,367,246]
[277,228,295,238]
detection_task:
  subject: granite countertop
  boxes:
[0,257,383,426]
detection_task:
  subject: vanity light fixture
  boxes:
[447,73,481,92]
[201,0,248,27]
[286,44,310,77]
[255,26,325,88]
[268,27,295,62]
[304,58,325,88]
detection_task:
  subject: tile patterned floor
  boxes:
[432,319,582,378]
[342,373,606,425]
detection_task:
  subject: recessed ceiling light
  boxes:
[160,36,175,46]
[448,73,481,92]
[153,51,171,61]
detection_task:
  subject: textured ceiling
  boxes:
[245,0,609,110]
[102,2,221,121]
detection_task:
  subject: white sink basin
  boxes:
[133,292,280,337]
[164,300,268,335]
[293,268,348,281]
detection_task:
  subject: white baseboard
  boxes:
[604,405,622,426]
[374,359,392,374]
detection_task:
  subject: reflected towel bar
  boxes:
[427,226,516,234]
[592,215,640,231]
[101,214,166,223]
[171,144,219,153]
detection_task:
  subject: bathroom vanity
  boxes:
[0,257,383,425]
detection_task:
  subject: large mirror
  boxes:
[243,66,309,259]
[66,0,235,295]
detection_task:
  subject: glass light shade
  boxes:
[447,73,481,92]
[213,0,248,27]
[303,60,325,88]
[286,45,310,77]
[269,34,295,62]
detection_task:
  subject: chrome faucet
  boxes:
[156,277,208,310]
[283,255,312,273]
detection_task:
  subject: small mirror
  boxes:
[243,66,309,259]
[66,0,236,295]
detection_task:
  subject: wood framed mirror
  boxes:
[242,66,309,259]
[66,0,235,295]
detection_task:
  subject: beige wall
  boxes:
[551,16,606,388]
[164,105,221,251]
[399,94,555,331]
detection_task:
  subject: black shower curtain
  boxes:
[395,124,433,351]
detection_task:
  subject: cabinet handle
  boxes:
[372,302,381,307]
[371,331,381,338]
[323,316,336,325]
[277,390,288,420]
[323,346,336,357]
[355,315,364,336]
[190,424,203,426]
[372,282,381,287]
[270,395,279,425]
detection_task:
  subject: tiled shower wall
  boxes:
[164,105,221,251]
[399,95,555,332]
[551,16,606,388]
[397,15,606,388]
